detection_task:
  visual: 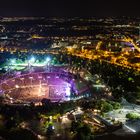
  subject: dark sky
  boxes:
[0,0,140,17]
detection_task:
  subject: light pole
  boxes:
[45,57,51,72]
[8,59,16,75]
[28,56,35,72]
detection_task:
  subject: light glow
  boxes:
[46,57,51,63]
[29,56,36,64]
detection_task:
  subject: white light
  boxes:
[29,57,35,64]
[124,124,136,133]
[10,100,13,104]
[29,77,33,79]
[31,57,35,62]
[37,135,44,139]
[11,59,16,64]
[56,134,60,137]
[66,86,70,96]
[50,116,52,120]
[20,78,24,80]
[93,85,105,88]
[46,57,51,63]
[77,107,81,111]
[15,85,19,88]
[38,76,42,79]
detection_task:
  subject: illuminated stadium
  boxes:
[0,57,91,104]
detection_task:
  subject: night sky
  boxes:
[0,0,140,17]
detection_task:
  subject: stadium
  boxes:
[0,57,91,104]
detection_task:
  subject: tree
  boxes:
[9,128,38,140]
[75,124,94,140]
[0,96,4,104]
[95,100,113,113]
[109,101,121,110]
[71,121,81,132]
[101,102,113,113]
[126,113,140,120]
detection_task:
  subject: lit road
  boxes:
[66,42,140,72]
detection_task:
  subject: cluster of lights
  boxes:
[10,59,16,64]
[45,57,51,63]
[7,56,52,68]
[29,56,36,64]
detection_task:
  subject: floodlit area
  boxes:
[105,98,140,134]
[1,17,140,140]
[0,65,92,103]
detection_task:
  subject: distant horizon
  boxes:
[0,16,140,18]
[0,0,140,17]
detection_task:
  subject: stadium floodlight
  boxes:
[45,57,51,63]
[29,56,36,64]
[11,59,16,64]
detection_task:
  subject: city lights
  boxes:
[0,17,140,140]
